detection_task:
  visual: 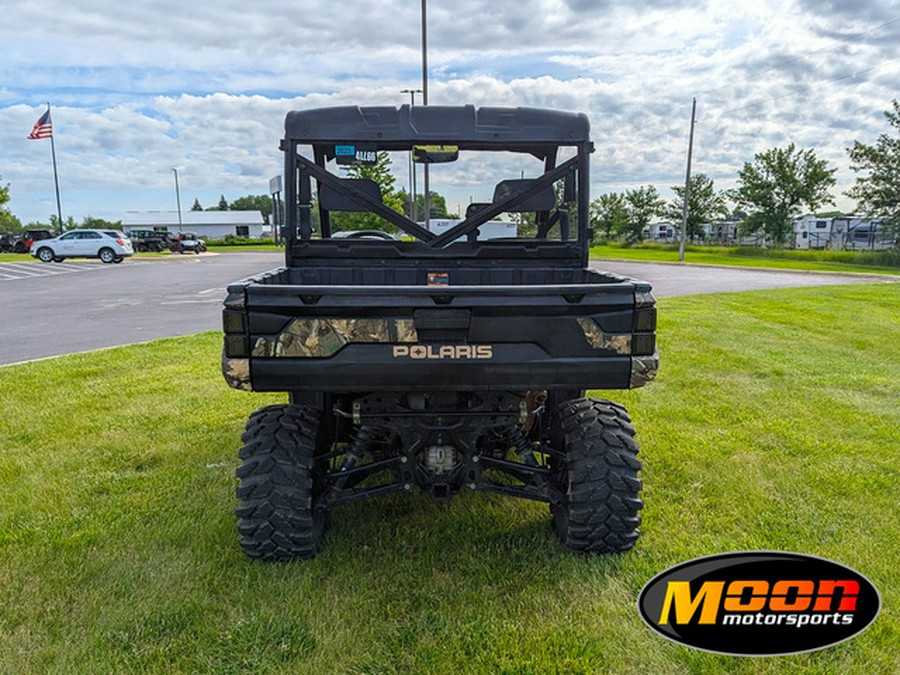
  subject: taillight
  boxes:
[116,239,126,246]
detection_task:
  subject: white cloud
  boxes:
[1,0,898,223]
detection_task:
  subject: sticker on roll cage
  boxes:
[335,143,377,165]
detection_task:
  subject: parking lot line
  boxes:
[0,261,105,281]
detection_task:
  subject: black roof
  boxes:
[284,105,590,148]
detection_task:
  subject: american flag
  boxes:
[28,110,53,140]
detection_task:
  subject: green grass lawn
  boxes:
[589,243,900,276]
[0,253,34,263]
[1,284,898,673]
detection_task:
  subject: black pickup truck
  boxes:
[222,105,658,560]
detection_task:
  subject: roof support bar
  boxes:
[426,156,578,249]
[296,156,436,242]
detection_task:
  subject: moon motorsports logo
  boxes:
[637,551,880,656]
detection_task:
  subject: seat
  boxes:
[319,178,383,212]
[491,179,556,212]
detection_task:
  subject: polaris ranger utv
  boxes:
[222,105,658,560]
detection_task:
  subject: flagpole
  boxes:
[47,103,64,233]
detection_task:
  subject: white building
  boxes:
[793,214,892,250]
[793,215,843,250]
[649,221,737,244]
[703,221,739,244]
[840,216,893,251]
[122,210,267,239]
[646,222,676,242]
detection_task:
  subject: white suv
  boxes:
[30,229,134,264]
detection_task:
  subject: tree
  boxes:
[0,176,23,234]
[0,177,10,212]
[0,211,22,234]
[230,194,273,224]
[846,99,900,243]
[218,195,229,210]
[664,174,730,243]
[590,192,629,242]
[49,214,77,232]
[731,144,836,246]
[621,186,662,243]
[331,152,404,232]
[191,198,203,211]
[398,189,451,220]
[81,216,123,230]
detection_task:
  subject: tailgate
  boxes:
[223,280,657,393]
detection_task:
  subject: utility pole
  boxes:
[678,97,697,262]
[401,88,422,222]
[172,168,183,233]
[421,0,431,230]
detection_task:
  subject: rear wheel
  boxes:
[550,398,643,553]
[37,247,54,263]
[236,404,327,561]
[98,247,116,263]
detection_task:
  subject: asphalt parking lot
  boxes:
[0,252,282,365]
[0,253,891,366]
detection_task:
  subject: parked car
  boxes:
[30,229,134,263]
[13,228,55,253]
[331,229,400,240]
[169,231,208,254]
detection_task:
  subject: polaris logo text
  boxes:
[638,552,881,656]
[392,345,493,360]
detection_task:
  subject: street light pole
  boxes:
[421,0,428,106]
[420,0,431,230]
[401,88,422,223]
[172,168,183,233]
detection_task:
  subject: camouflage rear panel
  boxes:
[630,354,659,389]
[576,317,632,355]
[252,318,418,358]
[222,355,252,391]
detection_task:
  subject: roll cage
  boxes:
[281,105,594,267]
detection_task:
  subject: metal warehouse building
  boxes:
[122,210,267,239]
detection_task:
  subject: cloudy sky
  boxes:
[2,0,898,225]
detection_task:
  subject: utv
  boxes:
[170,232,207,254]
[222,105,658,560]
[126,229,168,253]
